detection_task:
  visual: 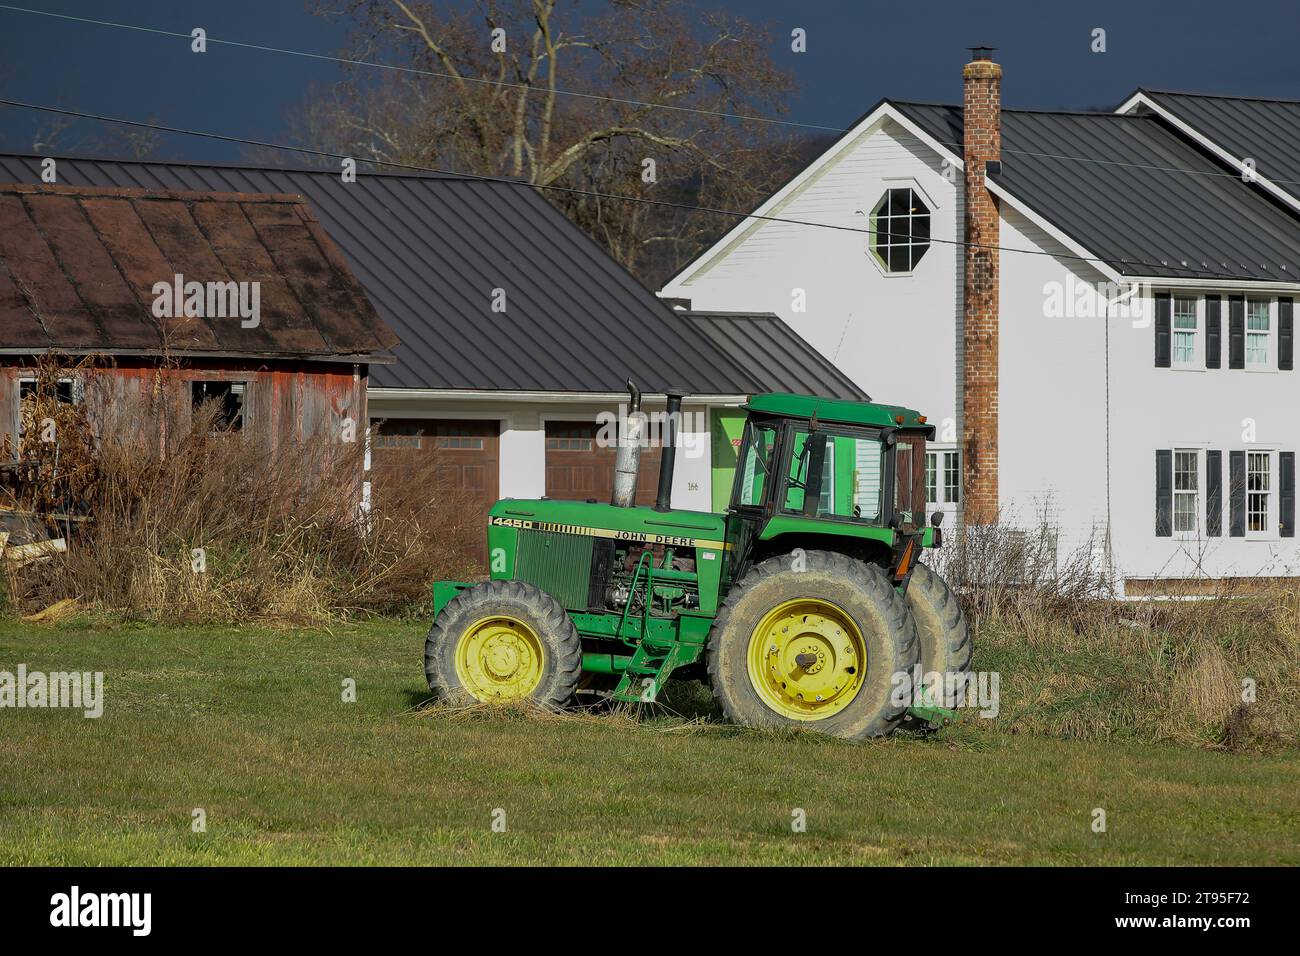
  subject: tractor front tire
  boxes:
[903,563,972,719]
[426,580,582,710]
[706,550,918,739]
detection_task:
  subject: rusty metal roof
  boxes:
[0,182,398,361]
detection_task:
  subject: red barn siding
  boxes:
[1,358,367,462]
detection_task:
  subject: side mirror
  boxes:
[931,510,945,527]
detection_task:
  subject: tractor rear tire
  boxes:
[706,550,918,739]
[902,563,972,722]
[426,580,582,710]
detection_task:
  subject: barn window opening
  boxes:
[191,381,245,432]
[870,187,931,273]
[19,378,77,405]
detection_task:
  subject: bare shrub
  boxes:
[3,352,104,517]
[931,503,1114,626]
[4,380,481,623]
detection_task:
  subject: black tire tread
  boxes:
[903,563,972,716]
[425,580,582,709]
[706,550,918,738]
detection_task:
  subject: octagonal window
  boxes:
[870,187,930,273]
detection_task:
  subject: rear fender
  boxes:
[431,581,473,618]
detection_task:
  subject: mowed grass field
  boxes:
[1,619,1296,866]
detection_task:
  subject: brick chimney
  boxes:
[961,47,1001,525]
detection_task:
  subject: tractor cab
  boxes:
[724,393,939,589]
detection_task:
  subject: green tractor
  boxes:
[425,382,971,739]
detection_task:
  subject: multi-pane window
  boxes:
[924,450,960,505]
[1172,296,1197,365]
[943,451,960,504]
[1247,452,1271,533]
[870,187,931,273]
[546,423,594,451]
[1173,450,1198,533]
[1246,299,1271,367]
[444,429,488,455]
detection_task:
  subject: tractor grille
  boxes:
[515,529,594,610]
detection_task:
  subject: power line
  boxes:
[5,3,1299,191]
[0,3,842,133]
[0,97,1283,283]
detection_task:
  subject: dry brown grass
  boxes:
[2,361,481,623]
[924,512,1299,750]
[958,551,1300,750]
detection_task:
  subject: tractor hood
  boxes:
[488,498,728,549]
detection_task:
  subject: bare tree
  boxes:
[297,0,803,284]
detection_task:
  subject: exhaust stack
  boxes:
[611,379,643,508]
[654,389,686,512]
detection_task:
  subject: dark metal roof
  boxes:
[1138,90,1300,206]
[0,182,396,359]
[0,154,845,395]
[894,102,1300,281]
[678,312,866,400]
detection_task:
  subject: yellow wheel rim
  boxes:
[746,598,867,720]
[454,615,546,702]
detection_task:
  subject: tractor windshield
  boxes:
[735,419,777,507]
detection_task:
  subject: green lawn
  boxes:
[1,619,1296,865]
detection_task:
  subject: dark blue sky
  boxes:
[2,0,1298,163]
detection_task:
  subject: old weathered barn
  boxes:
[0,182,398,456]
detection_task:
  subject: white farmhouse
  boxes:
[660,50,1300,595]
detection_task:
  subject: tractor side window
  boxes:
[736,421,777,507]
[782,428,884,523]
[893,434,927,528]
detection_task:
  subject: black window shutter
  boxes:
[1155,449,1172,536]
[1229,450,1246,536]
[1206,449,1222,536]
[1205,295,1222,368]
[1228,294,1245,369]
[1154,292,1171,367]
[1281,452,1296,538]
[1280,297,1294,370]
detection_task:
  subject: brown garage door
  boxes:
[544,420,660,506]
[372,418,499,560]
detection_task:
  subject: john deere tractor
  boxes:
[425,382,970,739]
